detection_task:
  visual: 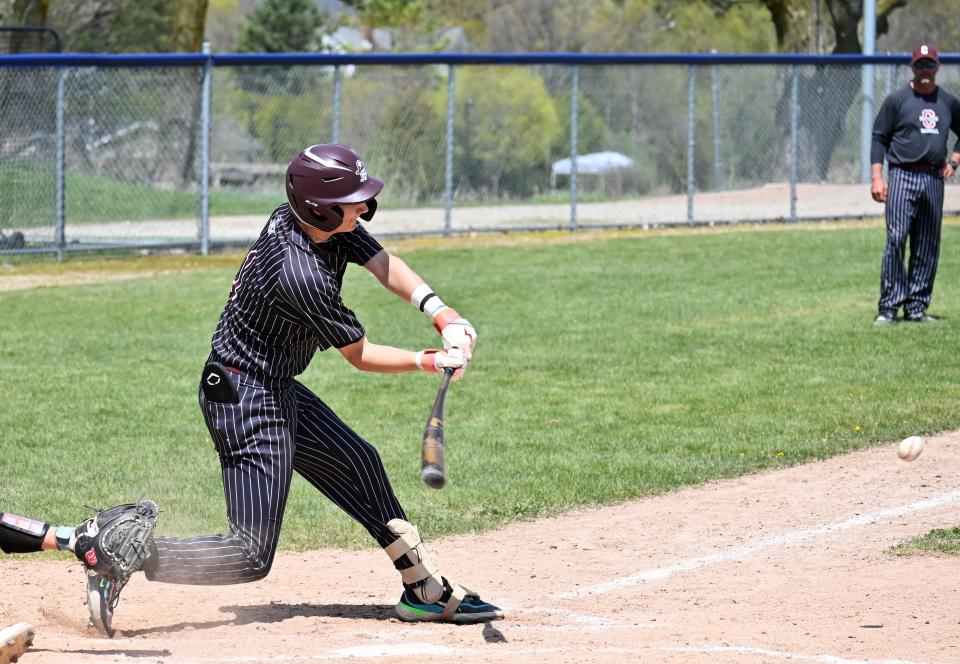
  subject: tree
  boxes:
[236,0,324,53]
[46,0,175,53]
[341,0,429,47]
[171,0,208,52]
[761,0,908,180]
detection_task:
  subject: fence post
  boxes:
[711,50,722,192]
[332,64,341,143]
[198,42,212,256]
[860,0,876,184]
[570,65,579,231]
[443,64,455,235]
[54,66,66,261]
[686,65,696,226]
[790,64,799,222]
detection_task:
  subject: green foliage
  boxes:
[550,89,606,158]
[455,67,562,197]
[236,0,324,53]
[5,224,960,548]
[48,0,176,53]
[375,77,448,204]
[342,0,429,29]
[890,527,960,556]
[232,86,334,162]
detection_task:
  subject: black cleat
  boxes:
[86,571,124,638]
[874,311,896,325]
[904,312,937,323]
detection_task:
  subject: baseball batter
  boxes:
[871,43,960,324]
[1,144,502,635]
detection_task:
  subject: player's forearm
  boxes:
[339,338,419,373]
[871,163,884,180]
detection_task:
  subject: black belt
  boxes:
[894,162,941,173]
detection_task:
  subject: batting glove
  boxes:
[415,347,468,381]
[434,308,477,357]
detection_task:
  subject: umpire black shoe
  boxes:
[905,312,938,323]
[874,311,896,325]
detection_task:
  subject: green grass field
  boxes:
[3,223,960,551]
[0,163,618,228]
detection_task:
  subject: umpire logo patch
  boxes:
[919,109,940,134]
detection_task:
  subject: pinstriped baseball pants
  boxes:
[145,376,407,585]
[878,166,944,316]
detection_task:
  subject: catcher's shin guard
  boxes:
[0,622,35,664]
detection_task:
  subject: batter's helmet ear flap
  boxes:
[360,198,378,221]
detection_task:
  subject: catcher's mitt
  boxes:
[73,500,158,581]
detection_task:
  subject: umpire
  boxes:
[871,43,960,324]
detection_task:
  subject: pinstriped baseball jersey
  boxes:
[142,205,411,586]
[212,204,384,379]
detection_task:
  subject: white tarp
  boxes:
[551,151,635,175]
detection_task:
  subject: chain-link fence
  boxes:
[2,52,959,258]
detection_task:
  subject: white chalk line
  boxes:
[52,489,960,663]
[555,488,960,598]
[135,642,941,664]
[514,606,659,631]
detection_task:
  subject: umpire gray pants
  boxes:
[145,374,407,585]
[878,166,944,316]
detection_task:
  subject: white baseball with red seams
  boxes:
[897,435,925,462]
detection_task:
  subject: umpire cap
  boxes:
[286,144,384,231]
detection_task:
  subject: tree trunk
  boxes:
[171,0,208,53]
[765,0,908,180]
[171,0,209,188]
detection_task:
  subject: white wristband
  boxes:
[410,283,447,317]
[414,350,425,370]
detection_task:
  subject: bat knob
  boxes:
[421,466,446,489]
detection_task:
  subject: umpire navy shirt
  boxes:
[210,204,384,380]
[871,84,960,167]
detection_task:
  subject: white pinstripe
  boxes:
[146,207,407,586]
[878,166,944,316]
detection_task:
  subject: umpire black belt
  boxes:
[893,162,942,174]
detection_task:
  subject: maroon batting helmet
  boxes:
[285,144,384,231]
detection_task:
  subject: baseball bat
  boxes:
[421,367,454,489]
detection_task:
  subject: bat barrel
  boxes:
[421,432,446,489]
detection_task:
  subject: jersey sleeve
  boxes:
[871,95,897,164]
[274,249,365,349]
[951,95,960,155]
[336,225,384,265]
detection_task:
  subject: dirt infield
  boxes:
[3,431,960,663]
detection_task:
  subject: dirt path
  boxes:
[3,431,959,663]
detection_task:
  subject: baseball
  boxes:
[897,435,925,462]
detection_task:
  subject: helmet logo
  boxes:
[921,45,930,56]
[356,160,368,183]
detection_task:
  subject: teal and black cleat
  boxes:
[86,572,124,638]
[396,578,504,624]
